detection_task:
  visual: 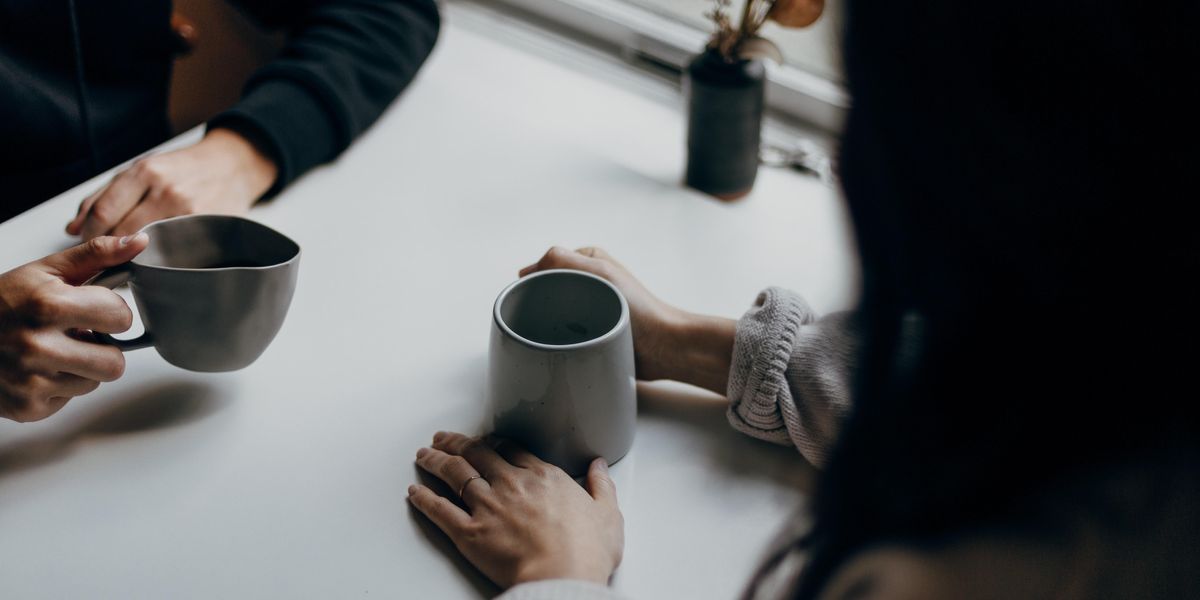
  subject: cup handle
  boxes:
[85,263,154,351]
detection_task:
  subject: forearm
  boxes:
[215,0,440,192]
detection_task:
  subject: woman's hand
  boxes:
[521,247,736,395]
[0,235,148,422]
[66,128,278,241]
[408,431,624,588]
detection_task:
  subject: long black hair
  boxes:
[794,1,1200,596]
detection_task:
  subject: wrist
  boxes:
[203,127,279,201]
[513,557,611,587]
[660,311,736,395]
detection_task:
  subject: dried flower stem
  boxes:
[749,0,777,36]
[736,0,755,41]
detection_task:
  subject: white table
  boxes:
[0,9,857,599]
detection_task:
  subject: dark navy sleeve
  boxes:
[209,0,439,197]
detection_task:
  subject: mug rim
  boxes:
[493,268,630,351]
[130,214,301,272]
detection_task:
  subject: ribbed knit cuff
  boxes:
[209,74,345,199]
[726,287,815,445]
[496,580,626,600]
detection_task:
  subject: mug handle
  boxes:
[85,263,154,351]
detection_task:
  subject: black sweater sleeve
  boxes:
[208,0,440,196]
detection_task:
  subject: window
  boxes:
[478,0,850,133]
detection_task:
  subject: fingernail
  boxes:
[597,458,609,473]
[408,485,419,496]
[120,232,147,246]
[432,431,446,444]
[416,447,430,459]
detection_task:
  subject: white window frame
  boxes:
[466,0,850,134]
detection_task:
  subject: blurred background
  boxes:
[168,0,846,143]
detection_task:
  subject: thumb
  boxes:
[38,233,149,285]
[519,246,603,277]
[586,458,618,506]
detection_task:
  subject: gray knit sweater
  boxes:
[496,288,855,600]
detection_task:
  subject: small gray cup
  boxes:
[89,214,301,372]
[489,269,637,476]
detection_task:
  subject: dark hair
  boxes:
[794,1,1200,596]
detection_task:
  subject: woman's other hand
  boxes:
[519,246,686,381]
[408,431,624,588]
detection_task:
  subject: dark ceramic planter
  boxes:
[684,49,766,200]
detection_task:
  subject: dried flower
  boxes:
[706,0,822,62]
[705,0,738,58]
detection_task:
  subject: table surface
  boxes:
[0,9,858,599]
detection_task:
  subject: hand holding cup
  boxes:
[520,247,736,396]
[0,235,148,422]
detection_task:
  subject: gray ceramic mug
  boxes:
[88,214,301,372]
[489,269,637,477]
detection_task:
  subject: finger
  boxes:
[20,330,125,382]
[1,393,73,423]
[66,187,105,235]
[520,246,562,276]
[79,168,151,240]
[407,484,471,534]
[34,285,133,333]
[38,234,149,285]
[517,262,539,277]
[576,246,622,267]
[42,372,102,398]
[0,373,96,422]
[520,246,598,277]
[517,253,554,277]
[489,436,543,469]
[415,446,492,506]
[432,431,515,477]
[586,458,618,507]
[43,396,73,416]
[110,193,174,238]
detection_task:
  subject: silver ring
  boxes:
[458,474,484,499]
